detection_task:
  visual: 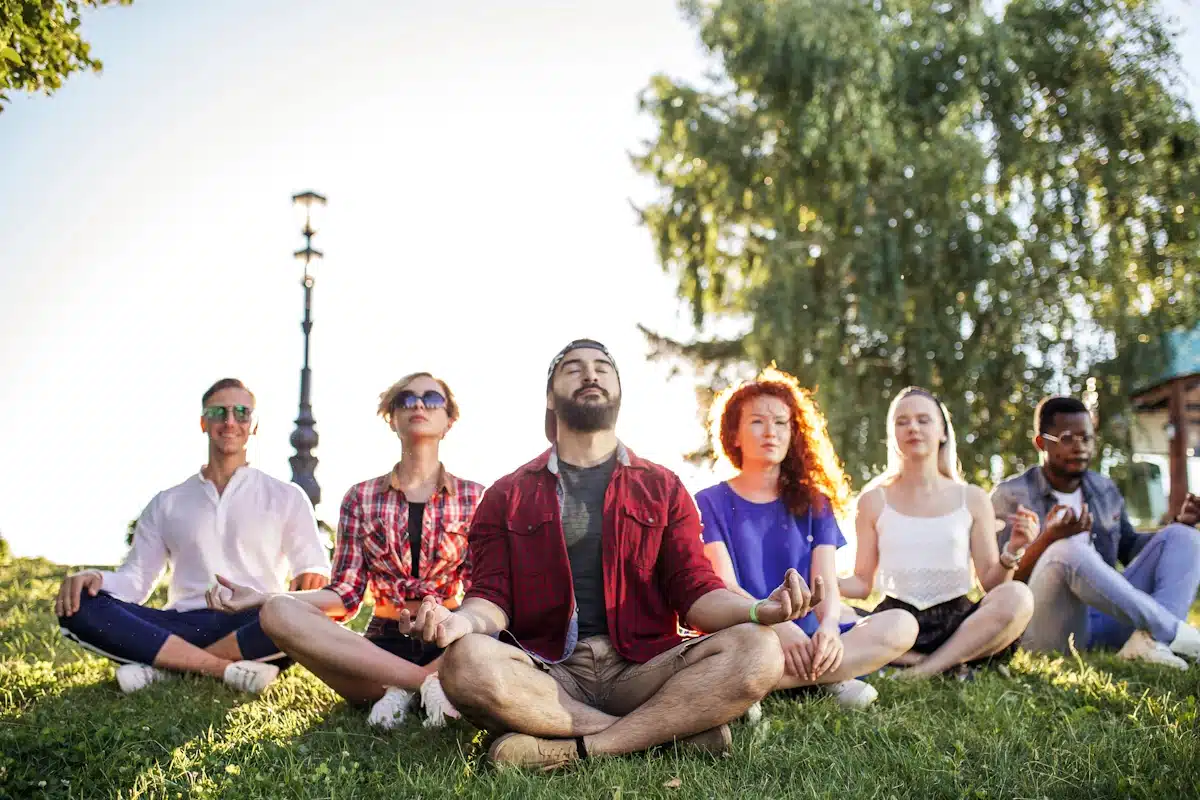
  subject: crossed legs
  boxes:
[257,595,432,705]
[438,623,783,756]
[899,582,1034,678]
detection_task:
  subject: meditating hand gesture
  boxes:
[1176,493,1199,527]
[412,595,472,648]
[205,575,268,614]
[1006,504,1041,551]
[1042,502,1093,544]
[753,568,820,625]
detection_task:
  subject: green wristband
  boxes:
[749,600,764,625]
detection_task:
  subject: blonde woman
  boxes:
[840,387,1037,678]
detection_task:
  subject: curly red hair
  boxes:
[709,367,851,517]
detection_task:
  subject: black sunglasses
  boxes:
[203,404,254,423]
[392,390,447,411]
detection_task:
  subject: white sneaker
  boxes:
[1168,621,1200,662]
[824,679,879,709]
[222,661,281,693]
[419,673,461,728]
[368,687,415,730]
[1117,630,1188,670]
[115,663,167,694]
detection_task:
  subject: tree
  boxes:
[0,0,132,111]
[634,0,1200,486]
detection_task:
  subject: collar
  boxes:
[544,441,632,476]
[1032,464,1096,502]
[388,462,456,497]
[198,463,252,486]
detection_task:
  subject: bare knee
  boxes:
[439,634,511,709]
[989,581,1035,625]
[876,609,919,653]
[716,624,785,698]
[258,594,317,642]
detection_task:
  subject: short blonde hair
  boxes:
[377,372,460,426]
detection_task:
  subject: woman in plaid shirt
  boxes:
[205,371,483,728]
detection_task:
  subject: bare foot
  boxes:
[890,650,927,667]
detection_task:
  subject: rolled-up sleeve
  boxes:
[98,495,169,604]
[326,486,369,618]
[463,484,513,620]
[661,477,726,621]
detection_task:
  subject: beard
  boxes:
[553,387,621,433]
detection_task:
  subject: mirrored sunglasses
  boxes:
[392,390,447,411]
[203,404,254,424]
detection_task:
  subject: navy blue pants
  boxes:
[59,591,286,666]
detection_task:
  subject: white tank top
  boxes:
[875,484,974,610]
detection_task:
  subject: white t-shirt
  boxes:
[1049,487,1089,541]
[1051,488,1084,517]
[98,466,331,611]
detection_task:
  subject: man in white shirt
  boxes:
[55,378,331,694]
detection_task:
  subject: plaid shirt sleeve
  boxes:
[327,485,369,618]
[463,483,513,622]
[659,475,725,621]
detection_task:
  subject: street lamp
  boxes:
[289,190,326,509]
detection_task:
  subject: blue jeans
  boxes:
[59,591,286,666]
[1022,523,1200,652]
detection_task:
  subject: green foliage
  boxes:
[0,532,9,564]
[634,0,1200,485]
[3,556,1200,798]
[0,0,133,111]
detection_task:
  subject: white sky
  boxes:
[1,0,1197,566]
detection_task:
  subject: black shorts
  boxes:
[871,595,1016,667]
[364,617,443,667]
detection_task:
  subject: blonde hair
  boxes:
[865,386,962,491]
[377,372,460,426]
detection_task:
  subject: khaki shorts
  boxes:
[533,634,711,717]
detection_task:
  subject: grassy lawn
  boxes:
[2,556,1198,799]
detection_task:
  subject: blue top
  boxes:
[696,481,846,636]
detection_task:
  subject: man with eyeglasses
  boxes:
[55,378,331,694]
[992,395,1200,668]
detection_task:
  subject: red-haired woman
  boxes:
[697,368,918,708]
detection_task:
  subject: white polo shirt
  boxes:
[98,466,331,612]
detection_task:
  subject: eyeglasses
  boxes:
[392,390,447,411]
[203,405,254,424]
[1042,432,1096,447]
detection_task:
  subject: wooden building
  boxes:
[1129,327,1200,519]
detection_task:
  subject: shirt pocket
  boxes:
[435,519,470,571]
[621,506,665,573]
[360,514,399,569]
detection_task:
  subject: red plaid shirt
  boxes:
[328,464,483,618]
[466,446,725,664]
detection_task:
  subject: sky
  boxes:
[1,0,1198,566]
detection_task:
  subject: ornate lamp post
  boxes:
[289,190,326,508]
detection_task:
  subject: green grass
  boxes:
[2,556,1198,799]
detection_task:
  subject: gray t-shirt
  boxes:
[559,453,617,640]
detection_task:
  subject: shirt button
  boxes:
[528,524,535,532]
[647,517,655,525]
[807,535,813,542]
